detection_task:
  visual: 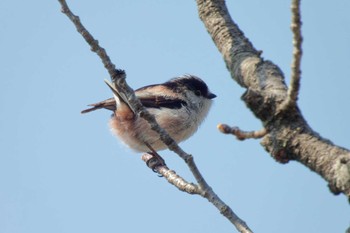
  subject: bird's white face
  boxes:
[182,88,214,127]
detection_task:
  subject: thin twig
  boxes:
[280,0,303,112]
[58,1,253,232]
[141,154,201,195]
[58,0,117,78]
[218,124,267,140]
[141,154,253,233]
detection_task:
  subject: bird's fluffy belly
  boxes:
[109,108,197,152]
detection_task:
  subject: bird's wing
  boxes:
[81,81,187,114]
[138,95,187,109]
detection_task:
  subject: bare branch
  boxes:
[289,0,303,101]
[141,153,254,233]
[58,0,116,78]
[141,153,201,195]
[58,1,254,232]
[196,0,350,197]
[218,124,267,140]
[279,0,303,112]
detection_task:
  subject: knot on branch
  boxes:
[220,204,231,216]
[241,88,277,122]
[329,156,350,196]
[111,69,126,81]
[261,126,301,164]
[141,153,200,195]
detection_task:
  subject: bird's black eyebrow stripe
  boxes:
[140,96,187,109]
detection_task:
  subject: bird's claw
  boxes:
[146,152,166,174]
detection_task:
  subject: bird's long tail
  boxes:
[81,97,116,114]
[81,79,135,114]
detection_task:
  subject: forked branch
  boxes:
[196,0,350,197]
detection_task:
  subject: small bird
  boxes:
[82,75,216,155]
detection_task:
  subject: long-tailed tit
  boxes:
[81,75,216,154]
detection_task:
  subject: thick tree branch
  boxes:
[58,1,254,232]
[196,0,350,197]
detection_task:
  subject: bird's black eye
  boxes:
[194,90,201,96]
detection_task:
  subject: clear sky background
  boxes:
[1,1,349,233]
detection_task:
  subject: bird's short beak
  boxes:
[207,92,217,99]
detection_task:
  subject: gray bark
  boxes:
[196,0,350,197]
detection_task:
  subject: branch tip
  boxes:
[279,0,303,113]
[218,124,267,140]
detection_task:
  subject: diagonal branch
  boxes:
[57,0,187,162]
[57,1,254,232]
[141,153,202,195]
[141,153,253,233]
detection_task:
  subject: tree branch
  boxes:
[58,0,187,162]
[141,153,253,233]
[218,124,267,140]
[196,0,350,197]
[141,153,201,195]
[279,0,303,112]
[58,1,254,232]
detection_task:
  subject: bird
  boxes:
[81,75,216,157]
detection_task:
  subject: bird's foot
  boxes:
[146,151,166,173]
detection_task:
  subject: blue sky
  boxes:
[1,1,349,233]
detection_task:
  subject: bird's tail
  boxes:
[81,79,134,114]
[81,98,116,114]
